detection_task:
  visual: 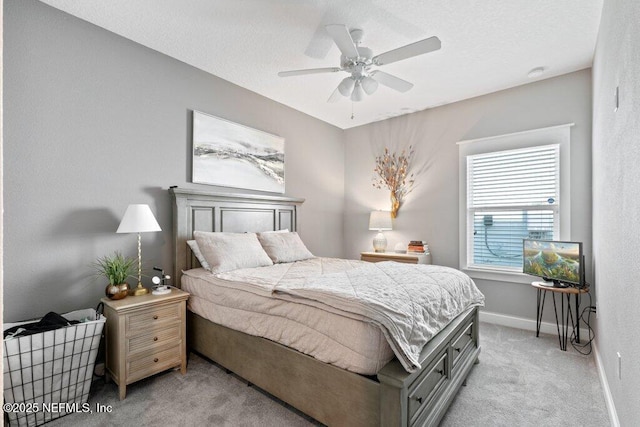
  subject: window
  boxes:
[467,145,559,270]
[458,124,572,283]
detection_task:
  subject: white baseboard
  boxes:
[593,342,620,427]
[479,309,558,336]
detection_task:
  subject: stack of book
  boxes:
[407,241,426,253]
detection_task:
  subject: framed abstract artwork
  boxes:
[192,111,285,193]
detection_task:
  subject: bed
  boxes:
[170,187,482,426]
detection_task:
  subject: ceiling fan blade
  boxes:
[327,87,342,103]
[370,71,414,92]
[278,67,342,77]
[373,36,441,66]
[325,24,359,58]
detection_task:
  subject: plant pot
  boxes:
[105,283,129,300]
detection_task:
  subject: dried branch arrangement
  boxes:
[372,146,415,218]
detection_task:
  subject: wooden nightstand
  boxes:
[101,287,189,400]
[360,251,432,264]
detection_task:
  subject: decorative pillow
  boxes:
[194,231,273,273]
[257,231,315,263]
[186,240,211,271]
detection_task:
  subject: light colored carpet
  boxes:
[439,323,609,427]
[47,323,609,426]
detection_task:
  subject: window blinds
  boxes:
[467,145,559,269]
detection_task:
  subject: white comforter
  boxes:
[273,261,485,372]
[186,258,395,375]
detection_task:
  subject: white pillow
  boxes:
[187,240,211,271]
[257,231,315,263]
[194,231,273,273]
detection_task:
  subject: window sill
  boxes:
[461,267,533,284]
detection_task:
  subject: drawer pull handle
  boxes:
[455,347,461,353]
[153,337,158,341]
[416,396,423,404]
[153,315,159,320]
[436,369,444,375]
[154,358,159,363]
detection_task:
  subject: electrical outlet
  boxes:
[617,352,622,380]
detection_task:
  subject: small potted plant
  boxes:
[94,251,136,300]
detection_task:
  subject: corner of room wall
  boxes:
[343,70,593,323]
[3,0,345,322]
[591,0,640,424]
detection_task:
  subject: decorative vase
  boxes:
[105,283,129,300]
[390,192,401,218]
[118,283,130,295]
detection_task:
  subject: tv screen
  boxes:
[523,239,582,286]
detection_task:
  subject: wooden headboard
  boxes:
[169,187,305,287]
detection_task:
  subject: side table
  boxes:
[102,287,189,399]
[531,282,589,351]
[360,251,432,264]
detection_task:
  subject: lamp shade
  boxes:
[369,211,392,231]
[351,81,365,102]
[338,77,356,97]
[361,76,379,95]
[116,204,161,233]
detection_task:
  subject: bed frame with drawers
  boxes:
[170,187,480,426]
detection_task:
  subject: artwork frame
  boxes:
[192,111,285,193]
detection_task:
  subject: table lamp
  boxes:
[369,210,392,253]
[117,204,161,296]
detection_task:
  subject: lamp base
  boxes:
[373,232,387,253]
[130,283,149,296]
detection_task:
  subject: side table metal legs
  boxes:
[535,289,546,338]
[535,288,576,351]
[575,293,581,344]
[551,292,571,351]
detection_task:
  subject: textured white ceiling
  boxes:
[40,0,603,129]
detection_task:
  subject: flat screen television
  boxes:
[522,239,583,288]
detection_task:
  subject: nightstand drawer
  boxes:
[127,344,182,383]
[126,304,181,332]
[128,323,181,355]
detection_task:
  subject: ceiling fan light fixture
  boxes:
[338,77,355,97]
[361,76,379,95]
[351,81,365,102]
[278,25,441,106]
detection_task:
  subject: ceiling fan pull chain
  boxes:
[351,101,355,120]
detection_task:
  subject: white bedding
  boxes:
[274,261,485,372]
[182,258,395,375]
[182,257,484,374]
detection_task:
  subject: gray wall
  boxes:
[6,4,636,422]
[343,70,593,322]
[592,0,640,423]
[3,0,345,322]
[6,0,637,423]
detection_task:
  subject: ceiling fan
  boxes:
[278,24,441,102]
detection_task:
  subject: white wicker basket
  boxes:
[3,309,105,427]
